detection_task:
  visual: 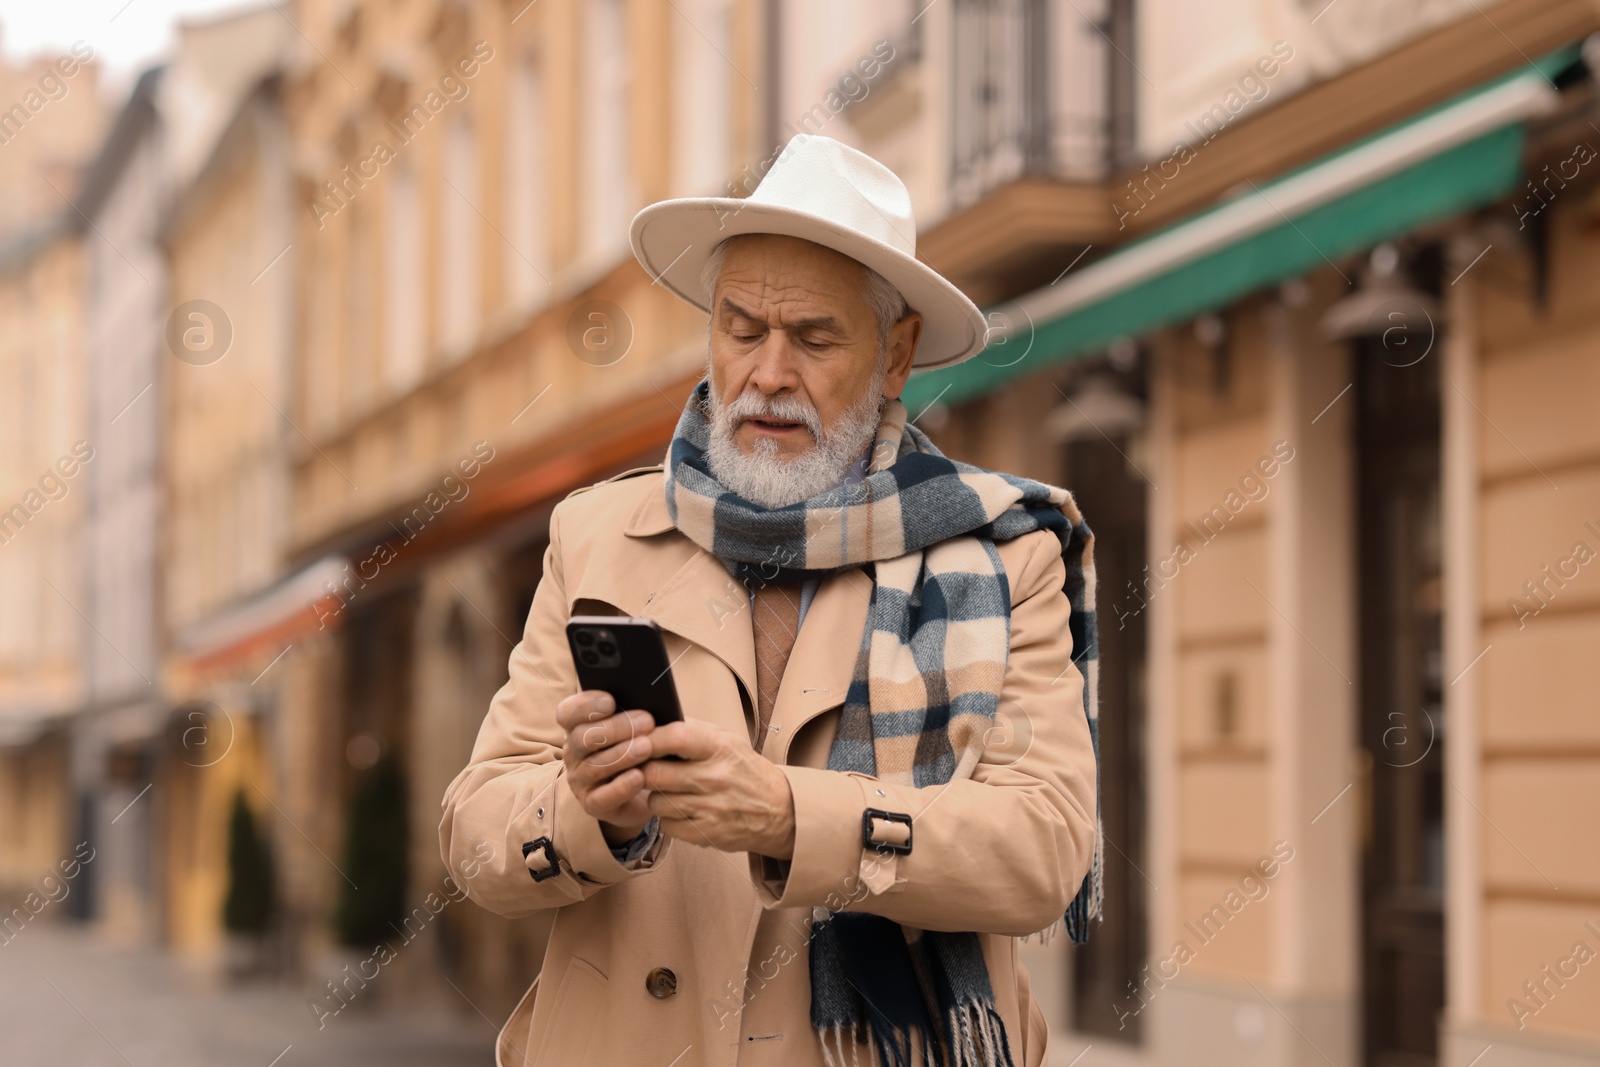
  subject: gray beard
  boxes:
[704,362,886,509]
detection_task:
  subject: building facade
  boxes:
[0,41,106,934]
[154,6,299,966]
[74,65,169,948]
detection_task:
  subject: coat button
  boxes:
[645,967,678,998]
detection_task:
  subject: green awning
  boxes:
[903,46,1577,411]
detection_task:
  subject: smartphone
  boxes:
[565,615,684,728]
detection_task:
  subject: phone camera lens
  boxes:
[574,630,595,645]
[580,649,600,666]
[597,641,617,657]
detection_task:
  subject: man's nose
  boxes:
[746,329,802,394]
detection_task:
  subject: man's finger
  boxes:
[647,790,697,823]
[639,753,704,795]
[572,730,656,789]
[568,710,654,761]
[645,720,722,763]
[555,690,616,732]
[584,767,646,817]
[579,742,652,793]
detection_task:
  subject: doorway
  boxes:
[1353,336,1446,1067]
[1061,363,1149,1042]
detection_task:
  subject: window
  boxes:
[345,203,377,412]
[384,162,426,390]
[437,117,481,358]
[43,537,73,662]
[0,551,24,660]
[950,0,1134,200]
[303,244,343,432]
[583,0,633,259]
[950,0,1049,202]
[504,55,551,307]
[671,0,732,196]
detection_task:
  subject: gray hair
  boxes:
[699,234,908,355]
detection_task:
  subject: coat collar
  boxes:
[622,469,677,537]
[580,469,759,713]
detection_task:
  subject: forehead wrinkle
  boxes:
[720,297,844,334]
[716,266,868,332]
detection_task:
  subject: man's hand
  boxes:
[641,720,796,859]
[555,690,658,846]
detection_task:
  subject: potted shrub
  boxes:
[221,787,276,978]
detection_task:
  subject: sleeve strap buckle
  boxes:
[521,836,560,882]
[861,808,913,855]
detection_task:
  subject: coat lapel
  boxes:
[618,478,759,723]
[764,564,873,764]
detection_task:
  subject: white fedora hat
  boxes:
[629,134,988,370]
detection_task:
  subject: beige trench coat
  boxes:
[438,465,1098,1067]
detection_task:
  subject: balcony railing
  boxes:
[950,0,1137,205]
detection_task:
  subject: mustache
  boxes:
[716,390,823,440]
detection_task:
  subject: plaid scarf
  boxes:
[664,379,1101,1067]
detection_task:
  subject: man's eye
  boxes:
[802,337,832,349]
[732,332,761,343]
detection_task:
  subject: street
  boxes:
[0,922,497,1066]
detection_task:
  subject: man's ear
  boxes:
[881,311,923,400]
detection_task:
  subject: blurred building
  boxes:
[152,5,299,963]
[74,62,168,947]
[0,35,105,234]
[0,39,106,925]
[0,220,94,912]
[2,1,1598,1065]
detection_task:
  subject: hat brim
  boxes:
[629,198,989,371]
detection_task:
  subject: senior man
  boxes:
[440,135,1100,1067]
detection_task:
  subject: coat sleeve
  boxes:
[438,498,668,918]
[748,528,1097,937]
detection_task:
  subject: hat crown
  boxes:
[746,135,917,256]
[628,133,986,368]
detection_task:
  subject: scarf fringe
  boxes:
[819,1023,866,1067]
[816,1005,1015,1067]
[874,1021,916,1067]
[945,1002,1014,1067]
[1062,814,1106,945]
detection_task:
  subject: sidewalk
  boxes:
[0,921,498,1066]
